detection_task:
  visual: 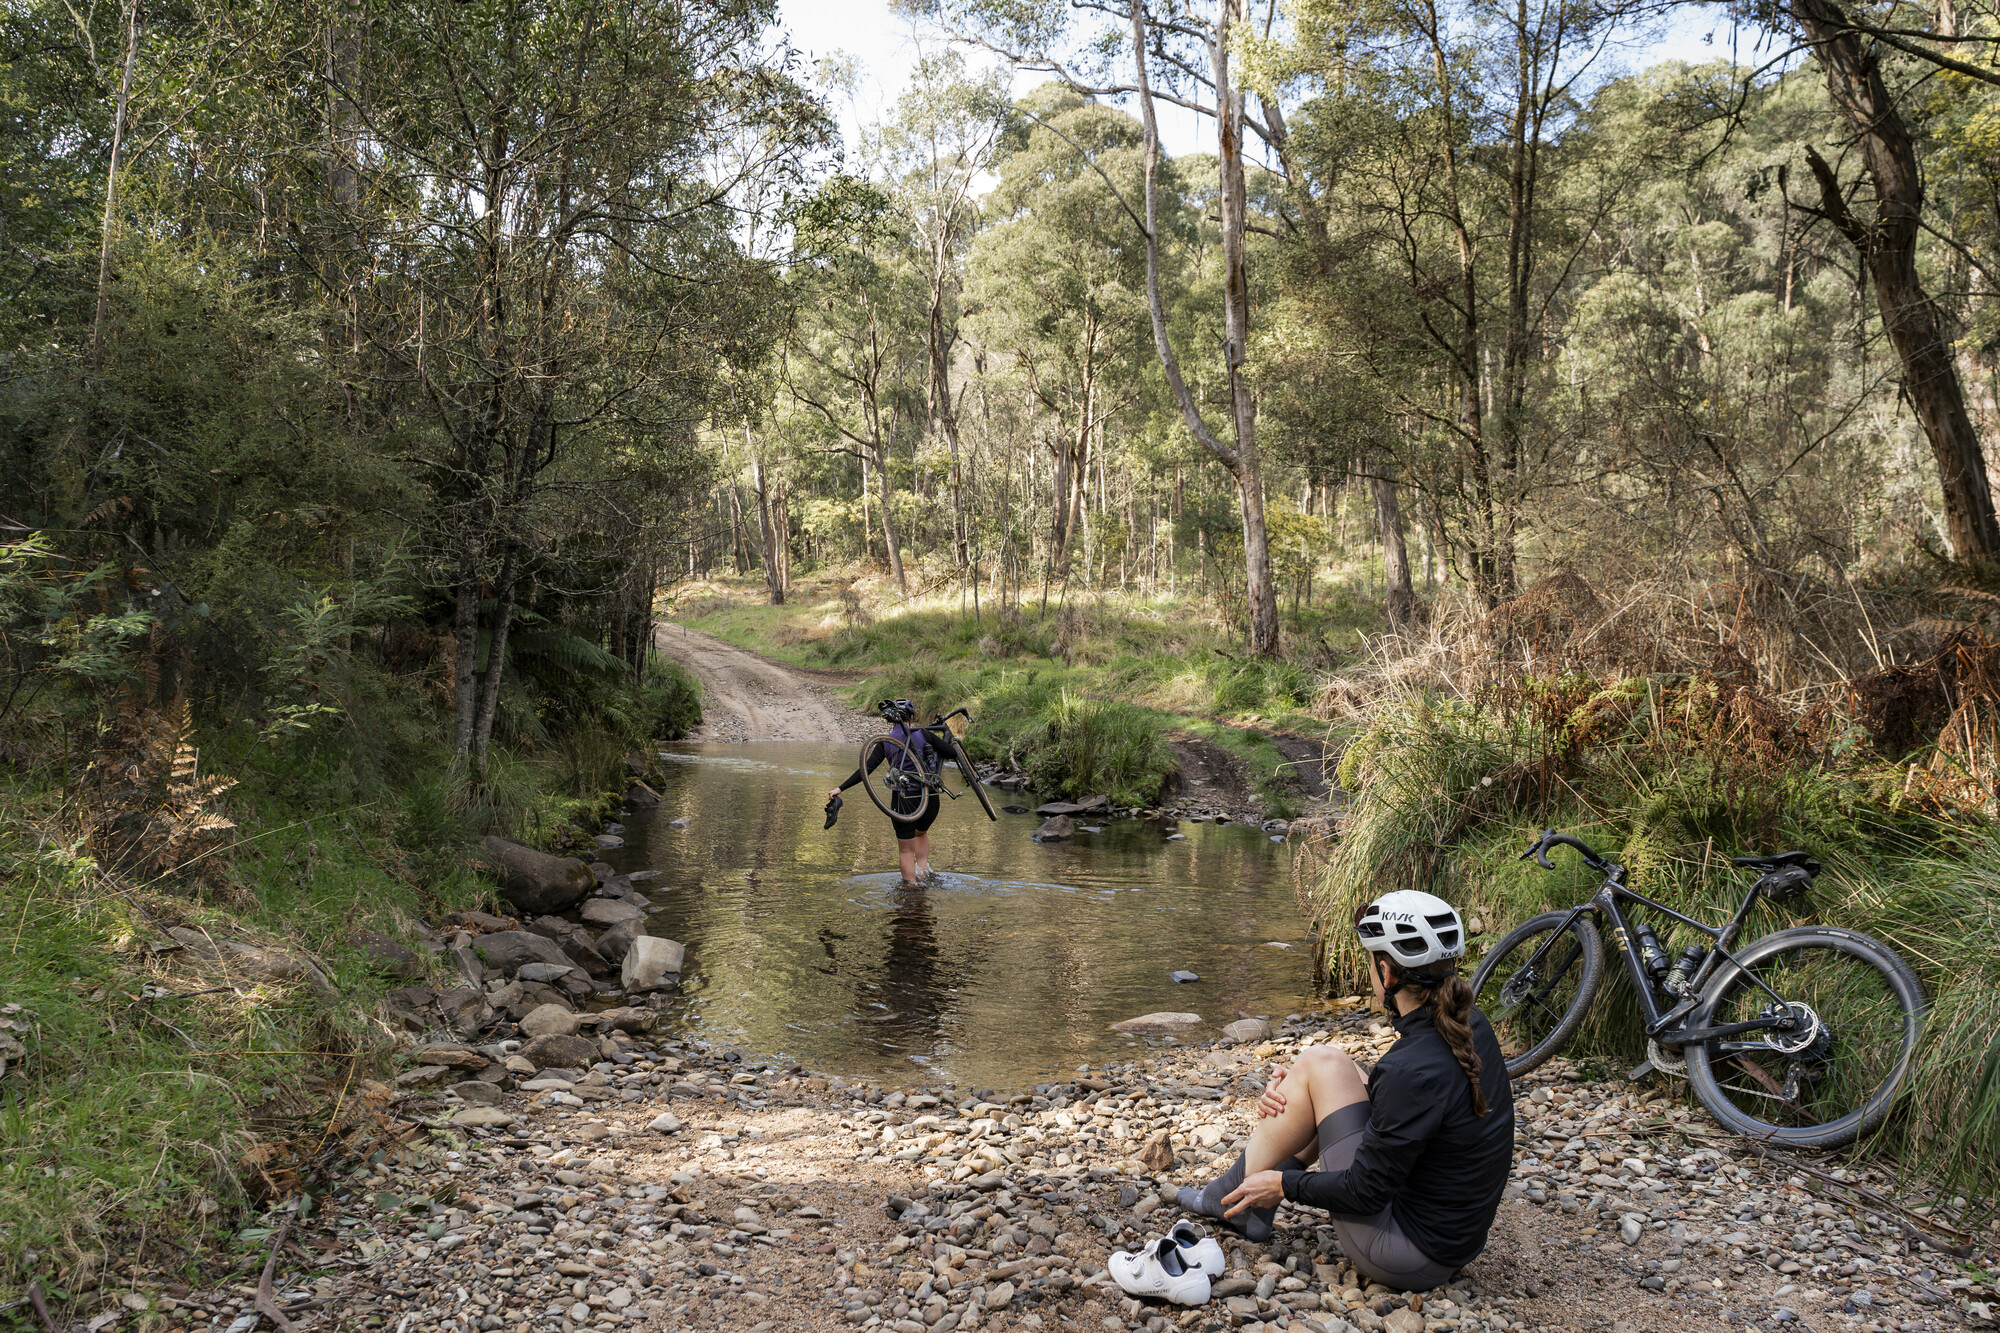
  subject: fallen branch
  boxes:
[26,1282,60,1333]
[253,1211,298,1333]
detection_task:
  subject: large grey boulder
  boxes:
[469,930,571,977]
[480,836,594,915]
[621,936,685,992]
[1032,815,1076,841]
[1034,795,1108,816]
[518,1003,582,1039]
[624,782,662,810]
[434,988,493,1039]
[520,1033,600,1070]
[590,1006,656,1035]
[522,916,613,978]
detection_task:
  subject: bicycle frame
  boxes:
[1523,862,1795,1042]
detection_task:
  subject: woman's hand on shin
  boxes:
[1221,1170,1286,1217]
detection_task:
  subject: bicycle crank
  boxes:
[1646,1037,1687,1078]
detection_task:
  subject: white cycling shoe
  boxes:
[1168,1219,1226,1279]
[1110,1235,1212,1306]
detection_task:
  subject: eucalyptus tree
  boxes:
[1267,0,1634,604]
[921,0,1285,653]
[1778,0,2000,564]
[303,0,827,780]
[870,49,1010,574]
[784,180,930,596]
[968,87,1158,585]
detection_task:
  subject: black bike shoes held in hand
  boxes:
[824,794,843,829]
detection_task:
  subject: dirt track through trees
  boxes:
[652,623,874,744]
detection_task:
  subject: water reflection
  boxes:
[604,741,1314,1089]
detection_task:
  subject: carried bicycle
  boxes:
[856,707,998,825]
[1469,829,1924,1148]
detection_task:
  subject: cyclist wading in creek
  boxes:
[1177,890,1516,1291]
[828,699,996,886]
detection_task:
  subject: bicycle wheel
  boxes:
[945,732,998,821]
[858,736,933,824]
[1684,926,1924,1149]
[1470,911,1605,1077]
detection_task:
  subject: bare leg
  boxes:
[1244,1045,1369,1173]
[913,830,932,878]
[1183,1045,1368,1240]
[898,838,919,885]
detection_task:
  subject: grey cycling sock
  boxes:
[1177,1153,1305,1242]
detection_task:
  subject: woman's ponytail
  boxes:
[1398,968,1490,1115]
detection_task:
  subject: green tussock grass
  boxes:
[0,655,696,1302]
[0,762,490,1301]
[1316,681,2000,1210]
[667,573,1341,814]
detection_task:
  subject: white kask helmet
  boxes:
[1355,890,1466,970]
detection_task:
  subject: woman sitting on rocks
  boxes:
[1178,890,1515,1291]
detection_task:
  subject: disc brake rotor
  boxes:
[1765,1002,1826,1057]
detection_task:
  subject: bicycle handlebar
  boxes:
[1519,828,1611,872]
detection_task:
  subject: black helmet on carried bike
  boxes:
[878,698,917,724]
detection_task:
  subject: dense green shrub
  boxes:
[1316,676,2000,1204]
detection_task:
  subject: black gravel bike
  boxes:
[856,707,998,825]
[1470,829,1924,1148]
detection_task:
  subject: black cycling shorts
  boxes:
[890,790,940,841]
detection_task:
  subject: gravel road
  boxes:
[650,624,874,744]
[132,1004,1994,1333]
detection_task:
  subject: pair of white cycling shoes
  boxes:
[1108,1220,1228,1306]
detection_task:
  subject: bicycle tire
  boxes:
[945,731,998,821]
[858,735,933,824]
[1683,926,1924,1149]
[1470,911,1605,1077]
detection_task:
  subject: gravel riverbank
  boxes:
[125,1003,1995,1333]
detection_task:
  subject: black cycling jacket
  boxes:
[1280,1004,1515,1269]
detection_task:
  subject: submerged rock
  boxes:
[1032,815,1076,841]
[1109,1011,1202,1033]
[581,898,645,927]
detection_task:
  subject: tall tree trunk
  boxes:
[752,451,787,604]
[92,0,141,367]
[728,484,751,574]
[927,267,972,573]
[472,544,519,778]
[874,434,907,594]
[451,544,481,765]
[1367,463,1416,628]
[1127,0,1280,655]
[1794,0,2000,563]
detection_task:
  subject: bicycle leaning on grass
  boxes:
[1470,829,1924,1148]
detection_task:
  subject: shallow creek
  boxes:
[600,741,1316,1089]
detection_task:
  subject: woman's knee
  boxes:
[1296,1044,1360,1077]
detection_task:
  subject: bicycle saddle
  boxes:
[1730,850,1822,874]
